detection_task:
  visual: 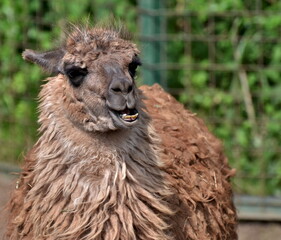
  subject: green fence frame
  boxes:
[138,0,167,87]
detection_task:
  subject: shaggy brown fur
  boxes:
[6,25,237,240]
[140,84,237,239]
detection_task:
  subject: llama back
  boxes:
[141,84,237,240]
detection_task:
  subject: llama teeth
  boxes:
[121,113,139,121]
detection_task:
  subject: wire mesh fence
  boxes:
[138,0,281,198]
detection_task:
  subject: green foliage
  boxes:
[166,0,281,196]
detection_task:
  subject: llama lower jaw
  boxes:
[119,108,139,122]
[109,107,139,128]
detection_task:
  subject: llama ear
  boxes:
[22,49,65,74]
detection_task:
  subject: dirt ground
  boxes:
[0,172,281,239]
[0,173,15,239]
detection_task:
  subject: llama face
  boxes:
[22,27,142,132]
[61,51,141,131]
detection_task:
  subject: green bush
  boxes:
[165,0,281,196]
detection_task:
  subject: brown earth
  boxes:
[0,173,16,239]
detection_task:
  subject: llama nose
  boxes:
[107,77,136,111]
[109,77,133,95]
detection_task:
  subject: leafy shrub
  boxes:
[164,0,281,196]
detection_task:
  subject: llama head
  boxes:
[23,25,143,132]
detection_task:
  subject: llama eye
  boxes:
[65,66,88,87]
[128,61,141,78]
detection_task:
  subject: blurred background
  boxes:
[0,0,281,238]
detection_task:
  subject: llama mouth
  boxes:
[118,108,139,122]
[108,107,139,128]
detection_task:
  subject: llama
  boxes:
[6,24,237,240]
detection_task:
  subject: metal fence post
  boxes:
[138,0,166,86]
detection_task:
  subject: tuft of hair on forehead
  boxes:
[95,19,133,40]
[62,20,134,46]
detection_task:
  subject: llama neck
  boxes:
[36,108,168,192]
[29,120,173,239]
[26,77,173,239]
[36,75,165,180]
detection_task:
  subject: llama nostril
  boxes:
[128,85,133,93]
[110,76,133,94]
[110,84,133,94]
